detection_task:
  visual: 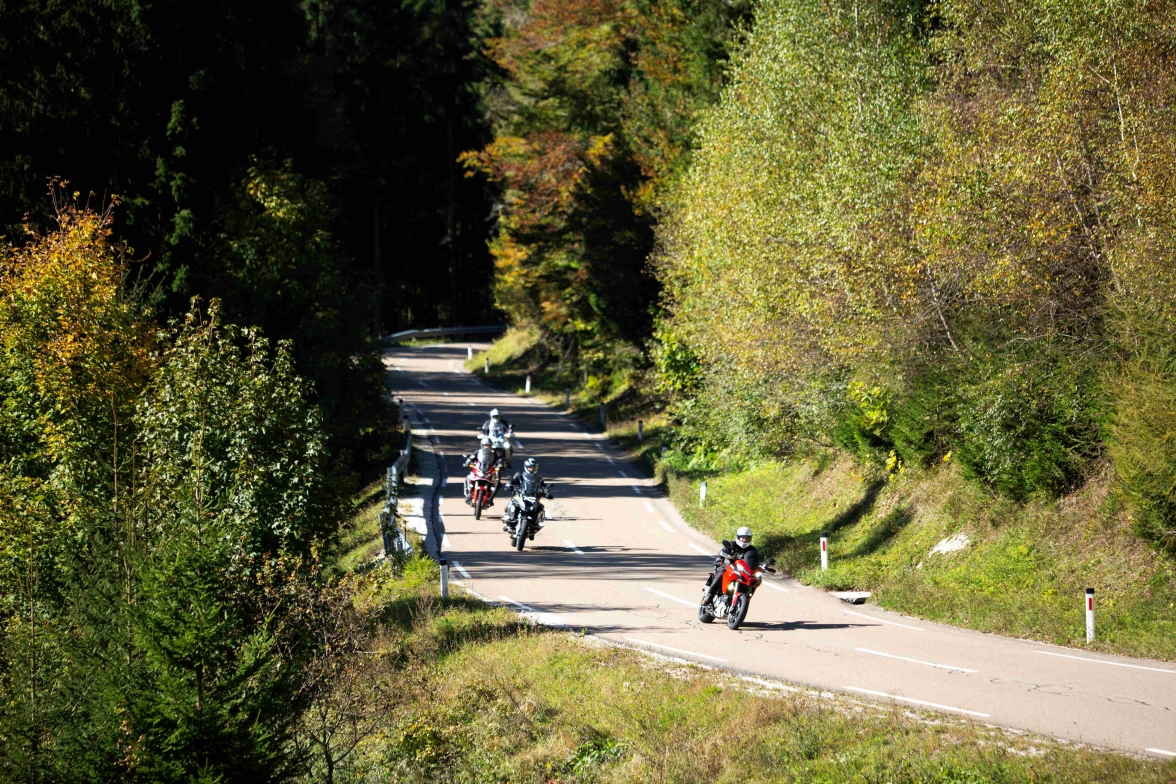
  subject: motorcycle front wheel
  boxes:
[697,599,715,624]
[727,592,749,630]
[474,497,483,520]
[515,521,527,551]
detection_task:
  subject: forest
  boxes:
[5,0,1176,780]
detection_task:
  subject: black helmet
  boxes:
[524,458,538,474]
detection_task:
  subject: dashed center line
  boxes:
[855,648,976,673]
[593,443,603,451]
[417,381,429,387]
[758,581,788,593]
[687,542,713,556]
[442,534,451,547]
[514,440,525,448]
[606,457,615,465]
[564,539,584,554]
[842,609,924,631]
[631,485,642,495]
[643,501,656,513]
[659,520,676,533]
[845,686,989,717]
[625,638,727,662]
[644,586,697,608]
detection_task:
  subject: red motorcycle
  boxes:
[465,455,501,520]
[698,549,777,630]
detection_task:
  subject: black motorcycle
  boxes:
[507,477,552,552]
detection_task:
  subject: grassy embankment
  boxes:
[315,481,1173,781]
[467,328,1176,662]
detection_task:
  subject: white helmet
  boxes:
[489,408,500,418]
[736,526,752,547]
[480,436,492,447]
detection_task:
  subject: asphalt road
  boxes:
[386,343,1176,759]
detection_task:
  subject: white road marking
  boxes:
[468,402,476,407]
[606,457,615,464]
[1147,748,1176,757]
[842,610,924,631]
[443,392,450,396]
[855,648,976,673]
[514,440,524,449]
[499,596,566,627]
[659,520,675,533]
[442,534,451,547]
[844,687,989,718]
[687,542,713,556]
[564,540,584,554]
[643,501,656,513]
[418,381,428,387]
[438,451,446,460]
[594,443,603,451]
[626,638,727,662]
[1036,650,1175,673]
[618,470,629,478]
[582,432,592,439]
[759,581,788,593]
[453,561,472,578]
[440,475,447,487]
[631,485,642,495]
[644,586,697,608]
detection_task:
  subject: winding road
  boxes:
[386,342,1176,759]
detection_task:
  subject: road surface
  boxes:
[386,343,1176,759]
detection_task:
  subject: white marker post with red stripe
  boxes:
[821,532,829,571]
[1086,588,1095,643]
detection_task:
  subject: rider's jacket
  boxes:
[466,447,498,472]
[481,417,511,438]
[507,472,548,497]
[719,540,760,572]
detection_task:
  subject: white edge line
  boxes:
[855,648,976,673]
[643,586,697,608]
[845,687,989,718]
[687,542,713,556]
[564,539,584,554]
[659,520,676,533]
[842,609,924,631]
[1146,748,1176,757]
[452,561,472,578]
[1036,650,1175,673]
[499,595,535,612]
[759,581,789,593]
[626,637,727,662]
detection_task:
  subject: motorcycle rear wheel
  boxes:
[727,592,748,630]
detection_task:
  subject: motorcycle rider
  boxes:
[501,458,552,533]
[463,437,501,505]
[480,408,513,466]
[702,526,759,604]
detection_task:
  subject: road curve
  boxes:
[386,343,1176,760]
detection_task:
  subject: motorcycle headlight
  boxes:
[755,570,763,578]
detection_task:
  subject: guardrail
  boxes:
[379,402,413,556]
[378,324,506,346]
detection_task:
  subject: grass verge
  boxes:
[664,454,1176,661]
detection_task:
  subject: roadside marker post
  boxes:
[565,388,570,407]
[661,445,667,458]
[484,357,489,374]
[638,420,644,441]
[525,375,531,394]
[820,532,828,571]
[468,346,473,360]
[440,560,450,600]
[1086,588,1095,643]
[599,405,606,426]
[700,481,707,507]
